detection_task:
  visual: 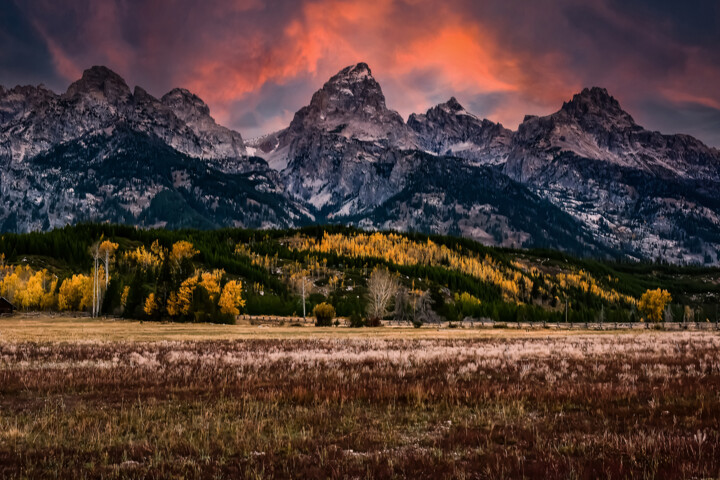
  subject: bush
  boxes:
[314,302,336,327]
[349,312,364,328]
[412,320,423,328]
[365,317,382,327]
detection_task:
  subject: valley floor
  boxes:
[1,316,719,478]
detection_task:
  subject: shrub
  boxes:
[365,317,382,327]
[314,302,336,327]
[349,312,364,328]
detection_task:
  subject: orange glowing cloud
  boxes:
[17,0,720,144]
[394,27,519,94]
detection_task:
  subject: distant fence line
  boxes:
[454,321,720,331]
[237,314,720,330]
[238,314,314,325]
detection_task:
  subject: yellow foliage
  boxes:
[199,269,224,299]
[166,292,180,317]
[124,245,162,270]
[99,240,119,258]
[58,274,93,311]
[0,265,58,310]
[234,244,252,257]
[171,241,198,263]
[290,232,529,301]
[554,270,634,305]
[144,293,158,316]
[288,232,635,307]
[167,276,198,316]
[218,280,245,316]
[455,292,481,307]
[120,286,130,310]
[638,288,672,323]
[313,302,336,325]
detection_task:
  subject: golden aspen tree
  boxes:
[166,292,180,317]
[199,270,224,299]
[120,286,131,311]
[171,241,198,264]
[168,276,198,316]
[0,266,22,302]
[218,280,245,316]
[41,274,58,310]
[144,293,158,316]
[58,274,92,311]
[639,289,672,323]
[17,270,44,309]
[150,239,165,259]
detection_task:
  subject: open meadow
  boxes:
[1,316,719,479]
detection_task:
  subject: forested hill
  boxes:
[0,224,718,325]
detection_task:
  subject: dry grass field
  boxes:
[1,315,719,479]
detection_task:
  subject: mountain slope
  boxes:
[503,88,720,263]
[262,63,419,215]
[2,63,719,264]
[0,66,248,171]
[408,97,512,165]
[1,127,306,232]
[340,152,605,256]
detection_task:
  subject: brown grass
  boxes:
[0,313,645,342]
[0,316,719,478]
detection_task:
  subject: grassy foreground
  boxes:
[1,317,719,479]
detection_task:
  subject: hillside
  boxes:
[0,224,717,325]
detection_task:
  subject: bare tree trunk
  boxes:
[94,255,99,317]
[91,244,101,318]
[92,256,96,317]
[104,251,110,289]
[302,277,306,320]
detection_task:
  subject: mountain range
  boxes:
[1,63,719,264]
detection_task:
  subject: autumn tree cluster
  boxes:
[0,239,245,324]
[126,240,245,323]
[638,288,672,323]
[290,232,632,308]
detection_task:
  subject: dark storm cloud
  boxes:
[636,98,720,148]
[0,0,64,88]
[0,0,718,145]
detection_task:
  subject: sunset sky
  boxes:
[2,0,719,145]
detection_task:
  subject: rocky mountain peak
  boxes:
[442,97,465,113]
[64,66,131,104]
[0,65,247,165]
[560,87,635,129]
[132,86,158,105]
[280,62,412,148]
[332,62,373,82]
[306,62,389,119]
[426,97,478,119]
[407,97,511,165]
[161,88,211,122]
